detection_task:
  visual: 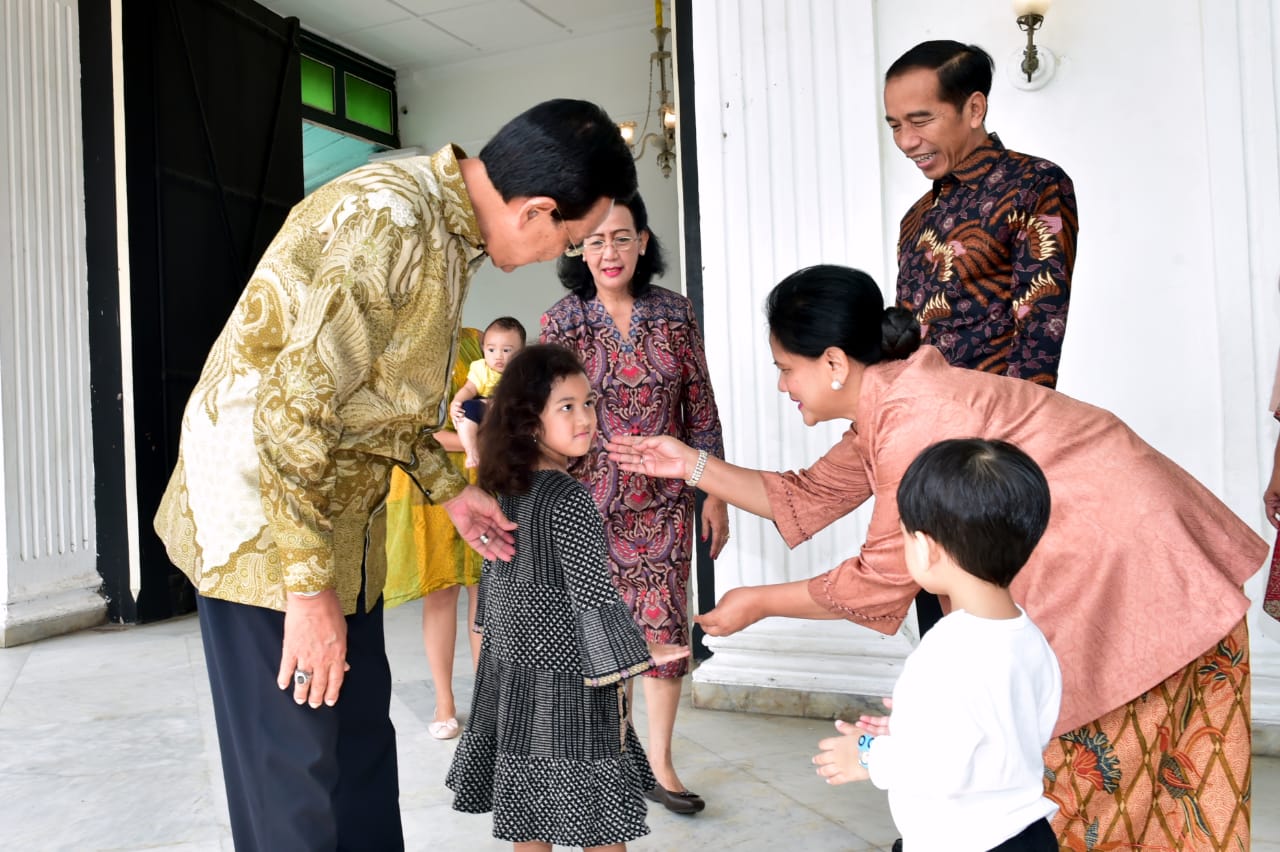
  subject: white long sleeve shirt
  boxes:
[867,607,1062,851]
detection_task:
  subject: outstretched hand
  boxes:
[692,586,763,637]
[606,434,696,480]
[813,719,873,785]
[647,642,692,667]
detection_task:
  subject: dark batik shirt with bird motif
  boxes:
[896,134,1079,388]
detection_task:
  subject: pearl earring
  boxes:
[831,380,843,391]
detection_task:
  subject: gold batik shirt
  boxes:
[154,145,487,614]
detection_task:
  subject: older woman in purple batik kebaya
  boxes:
[541,193,727,816]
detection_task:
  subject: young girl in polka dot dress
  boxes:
[446,344,689,852]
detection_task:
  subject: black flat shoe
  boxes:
[644,783,706,814]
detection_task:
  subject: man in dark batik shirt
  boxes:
[883,41,1079,650]
[885,40,1079,390]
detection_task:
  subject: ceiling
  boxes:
[261,0,657,72]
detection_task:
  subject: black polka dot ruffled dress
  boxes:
[446,470,656,846]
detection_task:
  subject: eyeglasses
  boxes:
[553,206,586,258]
[582,235,639,255]
[554,198,615,258]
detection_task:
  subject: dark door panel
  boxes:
[116,0,304,621]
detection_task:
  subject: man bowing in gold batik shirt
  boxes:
[154,99,635,852]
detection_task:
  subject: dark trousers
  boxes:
[892,818,1056,852]
[914,588,945,636]
[989,818,1057,851]
[198,594,403,852]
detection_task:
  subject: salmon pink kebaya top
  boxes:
[762,346,1264,735]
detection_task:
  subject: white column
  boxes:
[688,0,912,714]
[0,0,104,645]
[1199,0,1280,749]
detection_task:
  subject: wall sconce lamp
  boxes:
[618,1,677,178]
[1011,0,1057,90]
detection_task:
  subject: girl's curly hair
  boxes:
[476,344,588,495]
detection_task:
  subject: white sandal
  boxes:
[428,717,460,740]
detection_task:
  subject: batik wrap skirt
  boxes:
[1044,619,1251,851]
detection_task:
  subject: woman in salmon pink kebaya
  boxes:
[541,194,727,815]
[608,264,1263,851]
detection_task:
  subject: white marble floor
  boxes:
[1,601,1277,851]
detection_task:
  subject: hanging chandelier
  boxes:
[617,1,676,179]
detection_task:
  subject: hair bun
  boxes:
[881,307,922,361]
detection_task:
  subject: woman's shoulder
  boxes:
[641,285,690,308]
[541,294,595,341]
[872,347,969,401]
[637,286,696,322]
[887,347,1060,409]
[543,292,587,321]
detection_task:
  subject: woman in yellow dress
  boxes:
[384,328,484,739]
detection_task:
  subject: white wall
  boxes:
[689,0,1280,736]
[396,24,683,337]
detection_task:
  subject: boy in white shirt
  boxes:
[450,316,525,468]
[813,438,1062,852]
